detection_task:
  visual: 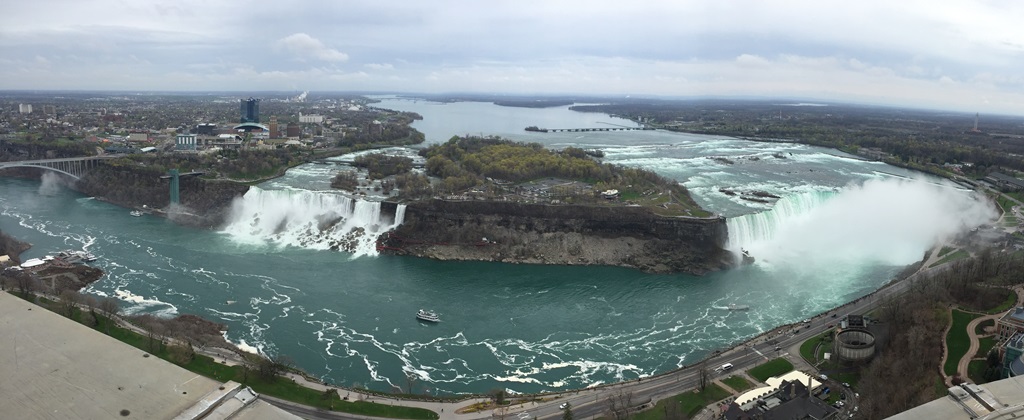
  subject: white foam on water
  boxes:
[221,186,406,257]
[727,178,997,266]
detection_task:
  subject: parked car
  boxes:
[819,374,828,381]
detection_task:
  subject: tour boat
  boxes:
[416,309,441,323]
[130,210,144,217]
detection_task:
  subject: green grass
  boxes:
[977,336,998,359]
[721,375,753,392]
[968,360,989,384]
[937,246,956,257]
[930,249,970,268]
[832,372,861,389]
[631,384,730,420]
[748,358,795,382]
[976,319,995,335]
[944,309,982,376]
[800,332,830,364]
[985,290,1018,314]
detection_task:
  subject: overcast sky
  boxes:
[3,0,1024,114]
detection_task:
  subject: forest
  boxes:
[856,249,1024,419]
[417,136,706,214]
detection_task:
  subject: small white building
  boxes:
[176,134,197,151]
[298,112,324,124]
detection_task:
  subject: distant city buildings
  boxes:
[240,98,260,124]
[175,134,197,151]
[298,112,323,124]
[268,116,279,138]
[42,105,55,116]
[18,104,32,114]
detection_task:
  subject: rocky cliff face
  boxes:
[381,200,731,274]
[75,164,248,229]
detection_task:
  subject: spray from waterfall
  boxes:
[221,187,406,256]
[38,172,65,196]
[726,178,997,267]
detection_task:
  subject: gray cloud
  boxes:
[274,33,349,62]
[2,0,1024,113]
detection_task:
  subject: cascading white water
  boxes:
[726,190,837,252]
[726,178,997,267]
[221,187,407,256]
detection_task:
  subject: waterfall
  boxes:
[724,179,996,267]
[221,187,407,256]
[725,190,837,253]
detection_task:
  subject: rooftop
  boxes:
[886,376,1024,419]
[0,292,299,419]
[1001,307,1024,324]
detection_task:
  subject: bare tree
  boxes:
[405,371,419,394]
[12,270,36,297]
[604,390,634,420]
[697,360,711,391]
[98,298,120,334]
[134,314,166,353]
[58,289,81,319]
[80,294,99,326]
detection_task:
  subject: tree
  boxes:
[490,388,506,406]
[58,289,81,319]
[605,390,634,420]
[11,270,36,297]
[697,360,711,391]
[99,298,120,334]
[561,402,573,420]
[404,372,419,395]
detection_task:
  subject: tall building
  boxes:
[240,98,260,124]
[18,104,32,114]
[268,116,278,138]
[42,105,56,116]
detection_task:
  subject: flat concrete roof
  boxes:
[0,292,298,419]
[886,376,1024,419]
[0,292,224,418]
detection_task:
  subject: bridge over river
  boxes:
[0,155,123,180]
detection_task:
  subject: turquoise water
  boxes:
[0,100,988,395]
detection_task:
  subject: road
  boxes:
[518,263,938,420]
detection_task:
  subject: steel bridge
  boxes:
[0,155,122,180]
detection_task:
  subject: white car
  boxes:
[819,374,828,381]
[559,402,568,410]
[518,413,532,419]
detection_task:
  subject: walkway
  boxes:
[953,286,1023,383]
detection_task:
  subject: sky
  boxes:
[3,0,1024,114]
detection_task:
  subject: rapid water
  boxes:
[0,99,995,395]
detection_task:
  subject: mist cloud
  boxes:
[732,178,997,267]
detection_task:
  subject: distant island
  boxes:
[347,136,731,274]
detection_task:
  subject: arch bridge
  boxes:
[0,155,122,180]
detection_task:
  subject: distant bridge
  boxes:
[0,155,123,180]
[527,127,655,133]
[314,159,426,168]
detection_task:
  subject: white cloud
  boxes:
[365,63,394,70]
[273,33,348,62]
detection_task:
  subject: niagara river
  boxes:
[0,98,995,395]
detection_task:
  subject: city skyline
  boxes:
[3,1,1024,114]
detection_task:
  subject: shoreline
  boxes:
[0,226,926,401]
